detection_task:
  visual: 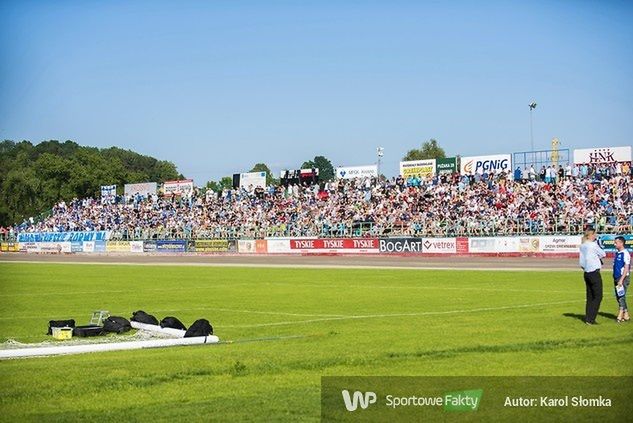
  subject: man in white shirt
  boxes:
[579,229,606,324]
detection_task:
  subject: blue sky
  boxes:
[1,0,632,183]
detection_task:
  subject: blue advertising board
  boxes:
[598,234,633,252]
[155,240,187,253]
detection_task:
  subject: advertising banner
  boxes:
[130,241,144,253]
[256,239,268,254]
[194,239,229,252]
[0,242,20,252]
[598,234,633,253]
[539,236,582,254]
[124,182,157,197]
[106,241,131,252]
[422,238,457,254]
[70,241,83,253]
[335,165,378,179]
[495,237,520,253]
[573,146,632,164]
[17,231,110,243]
[289,238,379,253]
[399,160,436,179]
[518,237,540,253]
[100,185,116,197]
[456,237,469,254]
[468,238,497,253]
[156,240,187,253]
[379,238,423,254]
[38,242,72,253]
[163,179,194,196]
[238,240,257,253]
[239,172,267,189]
[143,240,157,253]
[460,154,512,176]
[435,157,457,175]
[266,238,292,253]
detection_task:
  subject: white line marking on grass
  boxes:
[0,259,575,272]
[222,300,583,328]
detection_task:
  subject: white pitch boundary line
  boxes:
[222,300,584,328]
[0,259,577,272]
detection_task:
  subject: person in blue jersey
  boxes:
[613,236,631,323]
[579,229,606,325]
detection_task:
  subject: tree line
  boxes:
[0,140,182,227]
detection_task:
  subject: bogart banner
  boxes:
[399,159,436,179]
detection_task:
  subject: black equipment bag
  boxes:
[47,319,76,335]
[130,310,159,325]
[102,316,132,333]
[184,319,213,338]
[160,316,187,331]
[73,325,104,337]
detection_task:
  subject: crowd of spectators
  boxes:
[3,162,632,240]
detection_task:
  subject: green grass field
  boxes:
[0,262,631,421]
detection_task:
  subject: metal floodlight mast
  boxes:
[377,147,384,179]
[529,102,537,154]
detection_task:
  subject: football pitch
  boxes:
[0,262,631,421]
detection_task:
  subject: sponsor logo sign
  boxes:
[124,182,157,197]
[468,238,497,253]
[194,239,229,252]
[239,172,267,189]
[460,154,511,176]
[336,165,378,179]
[539,236,581,253]
[290,238,379,253]
[573,146,632,165]
[143,240,157,252]
[163,179,194,196]
[106,241,131,252]
[436,157,457,175]
[399,159,436,179]
[456,237,469,254]
[422,238,457,254]
[0,242,20,252]
[238,240,256,253]
[130,241,144,253]
[598,234,633,253]
[379,238,423,254]
[156,240,186,253]
[519,237,540,253]
[255,239,268,254]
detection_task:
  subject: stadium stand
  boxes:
[4,163,631,240]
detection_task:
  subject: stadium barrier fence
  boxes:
[4,234,632,256]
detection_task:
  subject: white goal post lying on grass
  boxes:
[0,323,219,359]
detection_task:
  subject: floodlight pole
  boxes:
[529,102,537,153]
[376,147,384,180]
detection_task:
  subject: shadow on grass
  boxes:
[562,312,618,322]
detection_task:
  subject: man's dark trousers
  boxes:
[583,270,603,323]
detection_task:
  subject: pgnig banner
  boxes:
[321,376,631,421]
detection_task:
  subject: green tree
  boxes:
[301,155,335,181]
[0,140,186,227]
[219,176,233,190]
[402,139,446,161]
